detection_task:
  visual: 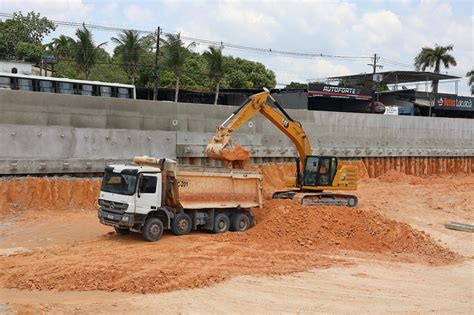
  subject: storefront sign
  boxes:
[434,94,473,111]
[308,83,372,100]
[384,106,399,115]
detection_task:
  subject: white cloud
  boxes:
[268,57,352,85]
[123,4,153,25]
[1,0,94,20]
[101,1,119,18]
[352,10,402,45]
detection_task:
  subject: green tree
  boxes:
[414,44,457,93]
[203,46,226,104]
[467,69,474,95]
[53,48,128,83]
[162,33,195,102]
[112,30,143,85]
[0,11,55,60]
[285,82,307,89]
[223,57,276,89]
[90,49,129,83]
[15,42,45,63]
[73,25,107,80]
[48,35,74,59]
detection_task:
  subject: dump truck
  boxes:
[98,156,263,242]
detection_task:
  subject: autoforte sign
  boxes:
[434,94,473,111]
[308,83,372,100]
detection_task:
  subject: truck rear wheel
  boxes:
[213,213,230,234]
[114,227,130,235]
[230,213,250,232]
[171,213,192,236]
[143,217,164,242]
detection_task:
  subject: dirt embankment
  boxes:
[0,177,100,216]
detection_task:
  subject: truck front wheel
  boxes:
[143,217,164,242]
[213,213,230,234]
[171,213,192,236]
[230,213,250,232]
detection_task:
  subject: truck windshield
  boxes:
[101,171,138,195]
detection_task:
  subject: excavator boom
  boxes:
[206,90,311,168]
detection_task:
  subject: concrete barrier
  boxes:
[0,89,473,174]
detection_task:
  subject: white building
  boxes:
[0,61,33,75]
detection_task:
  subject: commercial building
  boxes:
[328,71,472,118]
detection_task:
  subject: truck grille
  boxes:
[99,199,128,214]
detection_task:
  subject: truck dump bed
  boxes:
[177,167,263,210]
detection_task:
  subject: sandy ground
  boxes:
[0,167,473,314]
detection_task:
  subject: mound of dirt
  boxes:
[256,163,295,196]
[219,199,457,265]
[0,177,100,215]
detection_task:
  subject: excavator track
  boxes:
[272,190,358,207]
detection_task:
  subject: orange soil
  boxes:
[0,163,467,295]
[0,177,100,216]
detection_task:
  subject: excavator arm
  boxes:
[206,90,312,169]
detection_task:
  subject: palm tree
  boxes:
[73,25,107,80]
[111,30,142,85]
[414,44,457,93]
[162,33,195,102]
[48,35,75,60]
[467,69,474,95]
[203,46,226,105]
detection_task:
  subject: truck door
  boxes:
[135,174,161,213]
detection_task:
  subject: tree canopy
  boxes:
[285,82,307,89]
[0,11,55,61]
[1,11,277,92]
[203,46,226,104]
[414,44,457,93]
[112,30,143,84]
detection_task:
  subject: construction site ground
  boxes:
[0,164,473,314]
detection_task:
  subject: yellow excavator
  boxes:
[206,89,359,207]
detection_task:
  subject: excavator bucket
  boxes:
[206,127,250,162]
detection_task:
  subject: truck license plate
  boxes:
[107,214,114,219]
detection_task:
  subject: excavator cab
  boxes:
[301,156,338,187]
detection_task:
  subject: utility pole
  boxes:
[367,53,383,112]
[153,26,161,101]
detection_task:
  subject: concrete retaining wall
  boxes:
[1,89,473,174]
[0,123,176,174]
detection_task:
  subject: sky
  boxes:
[1,0,473,95]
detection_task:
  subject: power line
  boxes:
[0,12,372,61]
